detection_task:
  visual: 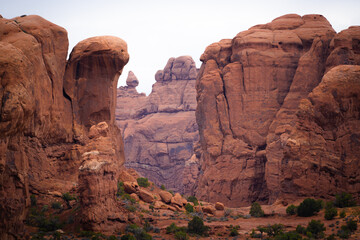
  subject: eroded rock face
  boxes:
[279,65,360,201]
[0,15,129,238]
[64,36,129,129]
[195,14,360,206]
[78,122,126,233]
[116,56,199,194]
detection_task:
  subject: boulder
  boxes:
[202,205,216,215]
[126,71,139,87]
[215,202,225,210]
[88,122,109,139]
[123,181,139,194]
[137,189,154,203]
[171,193,186,207]
[159,190,173,204]
[130,193,140,202]
[154,200,166,209]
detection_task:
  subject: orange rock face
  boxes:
[195,14,360,206]
[0,15,129,238]
[116,56,199,194]
[279,65,360,201]
[64,36,129,129]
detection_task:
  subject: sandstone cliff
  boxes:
[195,14,360,206]
[116,56,199,194]
[0,15,129,238]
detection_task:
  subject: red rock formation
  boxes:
[64,36,129,129]
[78,122,126,233]
[116,56,199,194]
[0,15,129,238]
[116,71,147,122]
[195,14,360,206]
[279,65,360,201]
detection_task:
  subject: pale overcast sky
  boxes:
[2,0,360,95]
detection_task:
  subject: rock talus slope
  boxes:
[116,56,199,194]
[0,15,129,238]
[195,14,360,206]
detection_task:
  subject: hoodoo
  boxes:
[0,15,129,238]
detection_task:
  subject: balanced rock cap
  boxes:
[126,71,139,87]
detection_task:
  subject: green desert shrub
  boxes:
[297,198,322,217]
[125,224,152,240]
[187,216,209,236]
[187,196,199,206]
[185,203,194,213]
[265,224,284,237]
[135,230,152,240]
[274,231,302,240]
[336,219,358,239]
[121,234,136,240]
[344,218,357,232]
[340,210,346,218]
[229,227,239,236]
[306,220,326,239]
[39,215,63,232]
[160,184,166,190]
[174,231,188,240]
[326,234,336,240]
[286,204,297,215]
[295,225,307,235]
[137,177,150,188]
[117,181,125,196]
[337,228,351,239]
[78,231,105,238]
[324,202,338,220]
[250,202,264,217]
[30,194,37,207]
[51,201,62,210]
[26,207,63,232]
[62,192,76,208]
[125,204,137,212]
[166,223,186,234]
[334,192,356,208]
[143,220,153,232]
[250,229,262,238]
[62,192,75,201]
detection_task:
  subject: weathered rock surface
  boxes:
[202,205,216,215]
[116,56,200,194]
[0,15,129,238]
[64,36,129,129]
[123,181,139,194]
[78,122,126,233]
[137,188,154,203]
[159,190,173,204]
[215,202,225,210]
[171,192,187,207]
[279,65,360,201]
[195,14,360,206]
[126,71,139,87]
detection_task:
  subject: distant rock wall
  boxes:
[195,14,360,206]
[116,56,199,194]
[0,15,129,238]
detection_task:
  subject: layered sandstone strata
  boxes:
[116,56,199,194]
[0,15,129,238]
[195,14,360,206]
